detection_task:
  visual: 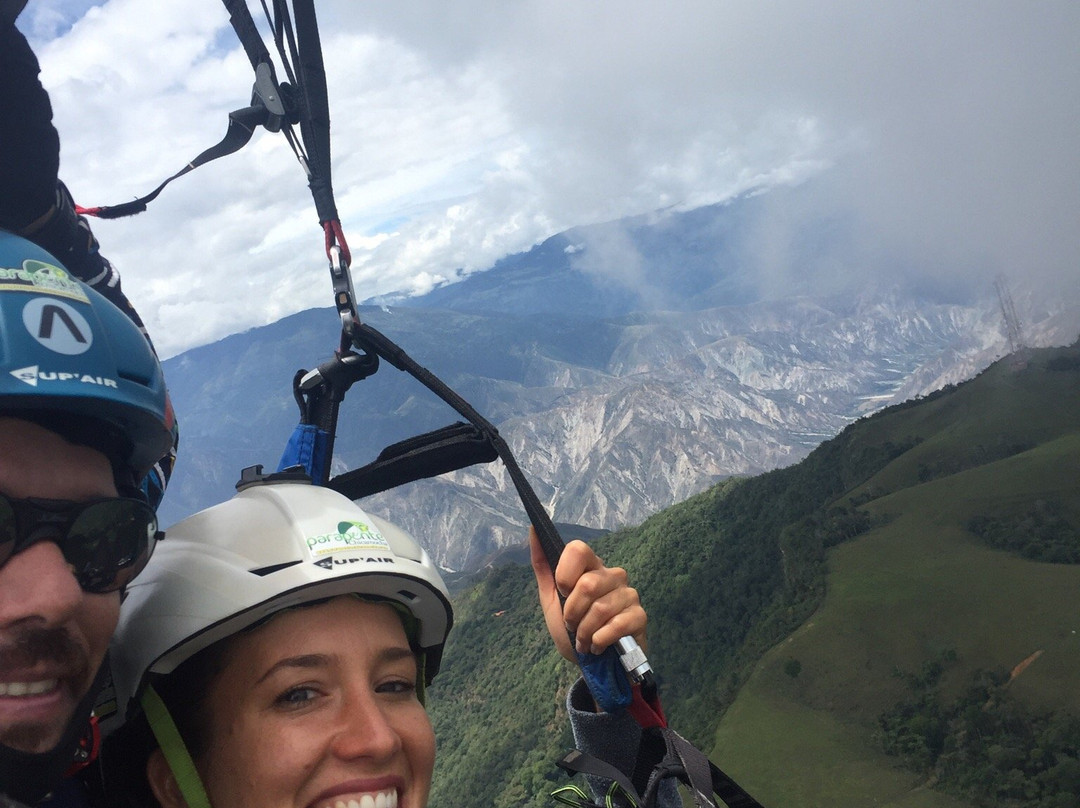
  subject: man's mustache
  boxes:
[0,625,89,682]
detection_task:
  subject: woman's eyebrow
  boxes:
[254,646,416,684]
[379,646,418,664]
[256,654,329,684]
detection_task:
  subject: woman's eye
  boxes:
[376,679,416,695]
[275,686,319,708]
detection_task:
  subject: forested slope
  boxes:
[427,339,1080,808]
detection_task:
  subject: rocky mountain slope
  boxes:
[159,190,1079,569]
[357,294,1027,569]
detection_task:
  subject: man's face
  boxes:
[0,417,120,753]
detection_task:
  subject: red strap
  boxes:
[627,684,667,729]
[323,218,352,267]
[63,714,101,776]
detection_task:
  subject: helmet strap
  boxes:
[379,599,427,703]
[417,651,427,706]
[141,684,212,808]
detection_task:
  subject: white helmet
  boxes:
[109,470,453,721]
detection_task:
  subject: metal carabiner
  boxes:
[328,242,360,339]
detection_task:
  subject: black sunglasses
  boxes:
[0,494,160,593]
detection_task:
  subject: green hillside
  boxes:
[427,341,1080,808]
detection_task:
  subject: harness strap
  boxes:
[61,714,100,777]
[708,757,763,808]
[661,729,715,808]
[347,322,568,569]
[629,728,764,808]
[141,685,212,808]
[627,683,666,729]
[557,750,642,807]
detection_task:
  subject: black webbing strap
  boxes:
[77,110,262,219]
[344,321,568,573]
[558,750,642,807]
[79,0,335,221]
[327,422,498,500]
[288,0,337,224]
[223,0,273,70]
[630,728,763,808]
[81,0,286,220]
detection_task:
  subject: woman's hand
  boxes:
[529,527,647,664]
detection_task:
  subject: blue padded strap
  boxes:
[577,647,633,713]
[277,423,329,484]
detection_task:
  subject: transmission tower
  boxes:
[995,274,1024,354]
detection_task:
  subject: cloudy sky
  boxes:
[17,0,1080,357]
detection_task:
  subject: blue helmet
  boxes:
[0,230,172,486]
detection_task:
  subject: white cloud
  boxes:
[18,0,1080,357]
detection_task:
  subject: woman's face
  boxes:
[173,597,435,808]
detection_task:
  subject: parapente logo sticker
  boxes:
[305,519,392,557]
[0,261,90,303]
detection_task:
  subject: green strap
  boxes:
[551,784,593,808]
[141,684,214,808]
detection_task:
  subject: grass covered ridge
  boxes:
[712,346,1080,806]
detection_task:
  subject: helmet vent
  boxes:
[250,560,303,576]
[396,589,420,604]
[117,371,152,387]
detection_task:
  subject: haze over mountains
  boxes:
[159,184,1080,568]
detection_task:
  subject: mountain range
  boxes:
[158,184,1080,569]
